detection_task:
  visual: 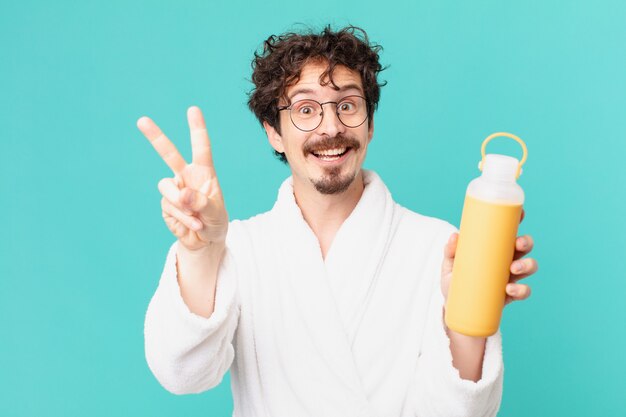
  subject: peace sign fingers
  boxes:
[137,116,187,176]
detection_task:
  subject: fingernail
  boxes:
[192,220,202,230]
[507,284,516,295]
[515,261,524,273]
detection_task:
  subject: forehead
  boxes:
[284,61,364,100]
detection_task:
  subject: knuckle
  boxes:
[175,222,186,236]
[163,216,175,229]
[196,191,208,206]
[197,200,208,213]
[162,150,177,161]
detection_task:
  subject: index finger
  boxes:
[137,116,187,175]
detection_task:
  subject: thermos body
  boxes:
[444,133,528,337]
[445,192,523,337]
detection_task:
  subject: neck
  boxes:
[292,170,365,258]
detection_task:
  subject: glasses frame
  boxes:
[277,95,369,132]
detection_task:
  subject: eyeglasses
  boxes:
[277,95,368,132]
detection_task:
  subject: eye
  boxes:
[292,100,318,117]
[338,100,356,113]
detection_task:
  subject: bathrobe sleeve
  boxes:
[143,240,240,395]
[411,227,504,417]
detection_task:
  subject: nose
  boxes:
[316,103,346,138]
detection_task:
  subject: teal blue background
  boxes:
[1,0,625,416]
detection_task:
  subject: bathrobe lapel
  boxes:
[266,170,397,416]
[324,170,398,347]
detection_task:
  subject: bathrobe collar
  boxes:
[267,169,399,416]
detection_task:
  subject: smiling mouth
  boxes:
[310,147,352,162]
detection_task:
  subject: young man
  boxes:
[139,26,538,417]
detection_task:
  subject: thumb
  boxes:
[441,233,458,275]
[178,181,227,227]
[179,187,209,213]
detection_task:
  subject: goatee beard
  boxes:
[311,166,357,195]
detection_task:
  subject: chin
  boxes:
[311,166,358,195]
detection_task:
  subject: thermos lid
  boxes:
[479,154,521,181]
[478,132,527,179]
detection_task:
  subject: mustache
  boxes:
[303,135,361,155]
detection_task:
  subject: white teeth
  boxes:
[318,155,341,161]
[315,147,347,156]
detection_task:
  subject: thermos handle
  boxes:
[478,132,528,179]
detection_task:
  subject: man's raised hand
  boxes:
[137,106,228,252]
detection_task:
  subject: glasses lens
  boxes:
[287,96,368,131]
[337,96,367,128]
[290,100,322,131]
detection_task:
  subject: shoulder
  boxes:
[389,204,458,270]
[369,170,458,240]
[225,210,274,247]
[395,203,458,243]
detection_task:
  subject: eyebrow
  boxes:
[288,83,364,101]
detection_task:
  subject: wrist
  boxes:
[176,241,226,276]
[177,240,225,257]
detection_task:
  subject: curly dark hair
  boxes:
[247,24,387,164]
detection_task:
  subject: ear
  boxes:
[263,120,285,153]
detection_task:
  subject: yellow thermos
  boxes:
[444,132,528,337]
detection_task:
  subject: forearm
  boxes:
[442,307,487,382]
[411,303,503,416]
[145,241,239,394]
[176,241,226,318]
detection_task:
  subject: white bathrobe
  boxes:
[144,170,504,417]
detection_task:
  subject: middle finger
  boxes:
[187,106,215,169]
